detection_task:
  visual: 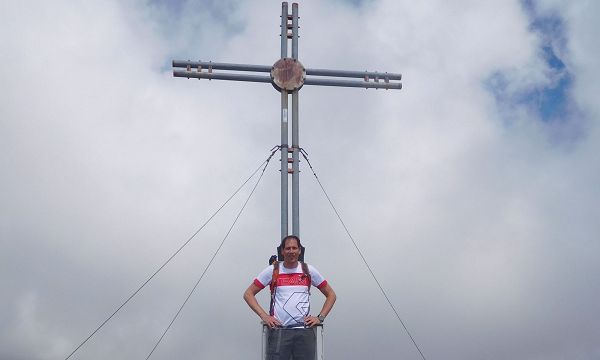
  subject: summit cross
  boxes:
[172,2,402,240]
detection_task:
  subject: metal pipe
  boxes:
[280,91,289,240]
[281,2,288,59]
[173,71,272,83]
[303,77,403,89]
[280,2,289,240]
[262,324,267,360]
[173,60,271,73]
[291,3,299,237]
[320,325,325,359]
[306,68,402,80]
[292,3,299,60]
[291,90,299,237]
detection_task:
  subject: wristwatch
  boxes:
[317,314,325,323]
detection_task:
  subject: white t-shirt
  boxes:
[254,262,327,327]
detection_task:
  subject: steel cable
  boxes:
[300,149,428,360]
[64,146,280,360]
[145,147,277,359]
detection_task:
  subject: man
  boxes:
[243,235,336,360]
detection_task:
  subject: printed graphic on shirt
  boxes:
[282,291,310,324]
[276,273,311,287]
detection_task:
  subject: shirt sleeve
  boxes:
[253,265,274,289]
[308,264,328,289]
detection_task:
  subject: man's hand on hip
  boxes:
[303,316,321,328]
[261,314,282,328]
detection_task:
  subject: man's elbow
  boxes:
[243,286,258,304]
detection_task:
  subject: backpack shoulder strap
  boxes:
[301,262,311,293]
[270,261,279,294]
[268,261,279,316]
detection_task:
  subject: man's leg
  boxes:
[267,328,294,360]
[290,328,316,360]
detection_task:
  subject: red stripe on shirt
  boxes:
[253,278,266,289]
[316,280,328,289]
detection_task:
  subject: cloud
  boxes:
[1,0,599,359]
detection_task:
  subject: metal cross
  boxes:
[172,2,402,240]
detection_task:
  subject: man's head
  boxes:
[281,235,302,265]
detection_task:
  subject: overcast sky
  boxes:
[1,0,599,359]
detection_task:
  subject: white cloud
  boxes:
[1,0,599,359]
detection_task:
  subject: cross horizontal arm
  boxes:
[172,60,271,73]
[306,68,402,81]
[173,70,272,84]
[303,77,402,89]
[172,60,402,90]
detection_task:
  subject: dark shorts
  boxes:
[266,327,316,360]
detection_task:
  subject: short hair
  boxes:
[281,235,301,248]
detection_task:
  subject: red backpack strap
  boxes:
[301,262,311,294]
[269,261,279,316]
[270,261,279,294]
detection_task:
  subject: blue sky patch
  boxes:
[487,0,575,126]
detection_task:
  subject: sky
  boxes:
[1,0,599,359]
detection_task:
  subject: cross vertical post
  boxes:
[280,2,301,238]
[279,2,289,240]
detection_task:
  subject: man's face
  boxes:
[283,238,300,263]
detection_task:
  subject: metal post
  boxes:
[291,3,300,237]
[319,325,325,360]
[280,2,288,59]
[291,3,299,60]
[280,92,289,240]
[262,323,268,360]
[292,90,299,237]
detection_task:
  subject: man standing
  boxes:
[244,235,336,360]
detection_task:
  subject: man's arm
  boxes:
[304,284,337,327]
[243,283,281,328]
